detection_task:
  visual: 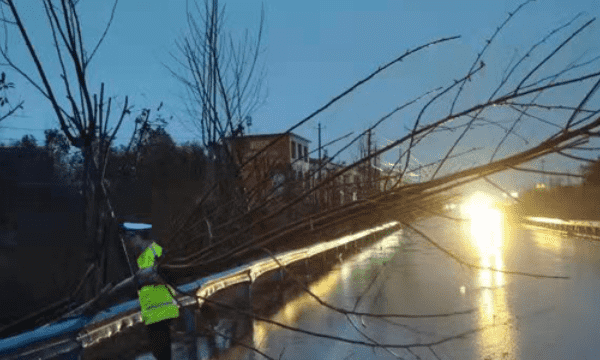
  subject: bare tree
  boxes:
[167,0,266,151]
[0,0,131,299]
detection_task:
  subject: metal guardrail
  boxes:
[525,216,600,237]
[0,221,400,359]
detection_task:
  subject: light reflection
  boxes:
[253,266,341,351]
[251,269,336,355]
[340,260,353,309]
[531,230,564,254]
[252,231,402,356]
[463,192,515,358]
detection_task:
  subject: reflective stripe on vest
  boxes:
[147,300,177,310]
[142,301,179,325]
[150,243,159,261]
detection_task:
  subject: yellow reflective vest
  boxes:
[137,242,179,325]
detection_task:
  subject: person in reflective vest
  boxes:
[137,241,179,360]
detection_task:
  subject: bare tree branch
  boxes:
[0,99,22,122]
[514,17,596,93]
[85,0,118,68]
[449,0,535,115]
[509,166,585,178]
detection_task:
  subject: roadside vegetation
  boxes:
[510,160,600,221]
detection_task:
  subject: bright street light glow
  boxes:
[461,192,503,255]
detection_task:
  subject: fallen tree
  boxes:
[151,1,600,357]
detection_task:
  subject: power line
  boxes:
[0,126,48,131]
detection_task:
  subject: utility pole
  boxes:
[367,129,372,193]
[318,122,322,183]
[541,159,546,185]
[317,122,322,210]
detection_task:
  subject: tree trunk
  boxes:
[82,145,106,300]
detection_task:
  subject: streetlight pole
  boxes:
[318,122,322,184]
[541,159,546,185]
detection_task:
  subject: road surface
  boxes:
[244,213,600,359]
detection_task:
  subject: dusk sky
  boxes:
[1,0,599,194]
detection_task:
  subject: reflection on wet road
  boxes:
[243,209,600,359]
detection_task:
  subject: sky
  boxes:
[1,0,599,194]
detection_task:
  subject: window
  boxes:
[298,143,303,161]
[304,146,308,161]
[291,141,296,159]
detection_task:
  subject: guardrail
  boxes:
[0,221,400,359]
[525,216,600,237]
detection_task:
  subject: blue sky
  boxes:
[1,0,599,192]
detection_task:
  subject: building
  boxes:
[376,166,420,191]
[376,166,400,191]
[225,133,311,199]
[309,157,365,207]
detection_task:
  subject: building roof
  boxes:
[225,132,311,144]
[309,157,345,168]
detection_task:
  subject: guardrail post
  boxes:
[198,303,218,359]
[242,282,253,340]
[216,282,254,352]
[181,307,198,359]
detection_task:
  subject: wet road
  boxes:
[245,211,600,359]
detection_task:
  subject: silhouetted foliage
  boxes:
[44,129,70,158]
[13,134,37,148]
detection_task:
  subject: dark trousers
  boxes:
[147,319,172,360]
